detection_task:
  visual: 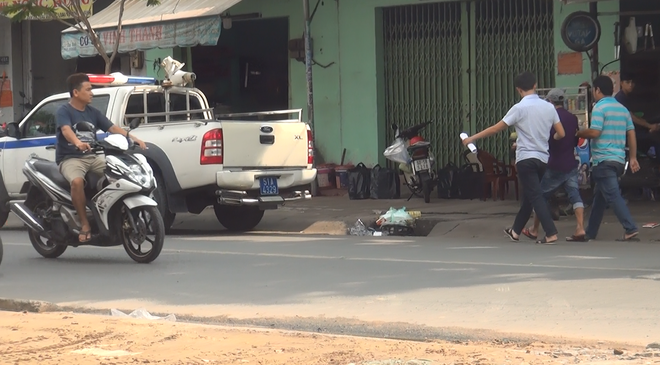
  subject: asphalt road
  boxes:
[1,230,659,345]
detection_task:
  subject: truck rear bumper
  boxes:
[215,168,316,207]
[215,189,312,207]
[216,168,317,190]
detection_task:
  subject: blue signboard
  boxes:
[561,11,601,53]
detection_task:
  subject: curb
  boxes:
[0,297,575,345]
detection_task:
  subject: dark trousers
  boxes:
[512,158,558,237]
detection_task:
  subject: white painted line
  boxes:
[554,255,614,260]
[446,246,499,250]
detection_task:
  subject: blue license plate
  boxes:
[259,177,279,196]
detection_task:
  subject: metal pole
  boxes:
[303,0,318,196]
[589,1,600,81]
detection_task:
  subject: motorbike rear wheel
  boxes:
[420,172,432,203]
[26,198,67,259]
[120,205,164,264]
[402,172,423,198]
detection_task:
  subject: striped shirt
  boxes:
[590,96,634,165]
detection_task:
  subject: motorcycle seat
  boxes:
[32,161,105,195]
[32,160,70,190]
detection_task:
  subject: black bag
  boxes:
[370,164,401,199]
[456,163,484,200]
[437,162,460,199]
[348,163,371,200]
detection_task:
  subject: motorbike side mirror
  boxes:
[129,118,142,131]
[6,122,20,139]
[74,121,96,132]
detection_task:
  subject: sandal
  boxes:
[566,235,587,242]
[78,229,92,243]
[504,228,519,242]
[615,232,640,242]
[536,237,557,245]
[521,228,538,240]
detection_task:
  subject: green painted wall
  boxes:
[147,0,624,168]
[554,0,620,88]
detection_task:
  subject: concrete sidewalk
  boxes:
[4,194,660,241]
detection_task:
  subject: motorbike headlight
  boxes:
[127,164,151,188]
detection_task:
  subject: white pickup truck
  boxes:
[0,75,317,232]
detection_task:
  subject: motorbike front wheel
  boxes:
[119,205,164,264]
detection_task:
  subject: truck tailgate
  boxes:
[221,121,309,168]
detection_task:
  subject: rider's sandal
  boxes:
[79,230,92,243]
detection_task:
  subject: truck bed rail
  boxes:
[216,109,303,123]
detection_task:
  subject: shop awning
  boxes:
[60,0,242,59]
[558,0,607,3]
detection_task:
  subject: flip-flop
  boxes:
[615,232,640,242]
[503,228,519,242]
[536,237,557,245]
[566,235,587,242]
[78,229,91,243]
[521,228,538,240]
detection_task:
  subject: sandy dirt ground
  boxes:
[1,311,660,365]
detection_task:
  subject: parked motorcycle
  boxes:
[384,121,437,203]
[9,119,165,263]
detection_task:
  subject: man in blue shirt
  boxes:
[463,72,566,244]
[56,73,147,243]
[577,75,640,242]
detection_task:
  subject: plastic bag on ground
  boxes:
[383,138,411,164]
[110,308,176,322]
[349,219,372,236]
[376,207,414,227]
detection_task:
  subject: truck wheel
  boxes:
[152,173,176,233]
[0,209,9,229]
[214,205,264,232]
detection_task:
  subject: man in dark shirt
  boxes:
[522,88,585,241]
[615,73,660,158]
[56,73,147,243]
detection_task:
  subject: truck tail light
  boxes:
[200,129,223,165]
[307,129,314,165]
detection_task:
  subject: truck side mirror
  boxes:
[129,118,142,130]
[6,122,20,139]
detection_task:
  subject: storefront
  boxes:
[60,0,243,73]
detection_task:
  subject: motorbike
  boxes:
[383,121,437,203]
[9,119,165,263]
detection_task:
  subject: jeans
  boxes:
[541,168,584,210]
[585,161,638,239]
[512,158,558,237]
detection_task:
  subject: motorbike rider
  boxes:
[55,73,147,243]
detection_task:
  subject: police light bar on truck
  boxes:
[87,72,157,86]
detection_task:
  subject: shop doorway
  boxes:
[619,0,660,124]
[191,17,290,116]
[381,0,555,166]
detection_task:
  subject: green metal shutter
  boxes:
[383,2,464,167]
[471,0,556,162]
[382,0,555,166]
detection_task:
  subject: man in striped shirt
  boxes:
[576,75,640,242]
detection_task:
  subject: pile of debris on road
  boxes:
[349,207,421,237]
